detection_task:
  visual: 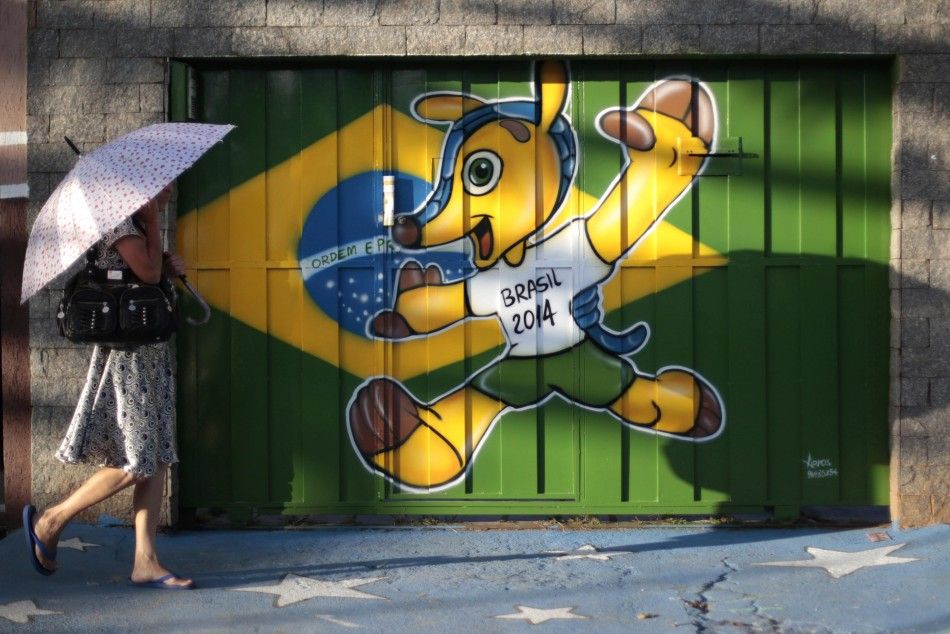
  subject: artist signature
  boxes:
[803,453,839,479]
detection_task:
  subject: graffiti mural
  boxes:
[175,59,894,513]
[319,62,728,492]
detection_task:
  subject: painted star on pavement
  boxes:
[233,573,387,607]
[547,544,632,561]
[0,600,61,625]
[58,537,100,552]
[756,544,919,578]
[496,605,589,624]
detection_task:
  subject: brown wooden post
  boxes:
[0,0,31,528]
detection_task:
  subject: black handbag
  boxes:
[57,247,178,348]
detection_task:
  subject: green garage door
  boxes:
[172,59,891,519]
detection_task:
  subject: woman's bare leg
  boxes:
[129,465,192,587]
[31,467,138,571]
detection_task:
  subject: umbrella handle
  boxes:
[178,275,211,326]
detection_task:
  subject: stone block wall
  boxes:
[24,0,949,526]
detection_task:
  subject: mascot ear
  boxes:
[411,93,487,123]
[535,61,569,132]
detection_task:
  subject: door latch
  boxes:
[382,174,395,227]
[679,137,758,176]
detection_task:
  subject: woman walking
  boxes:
[24,184,194,589]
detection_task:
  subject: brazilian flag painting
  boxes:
[172,59,891,519]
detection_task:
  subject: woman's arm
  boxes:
[114,199,164,284]
[114,209,162,283]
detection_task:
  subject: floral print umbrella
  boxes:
[20,122,235,303]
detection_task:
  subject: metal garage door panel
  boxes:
[173,59,891,517]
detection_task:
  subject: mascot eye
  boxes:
[462,151,503,196]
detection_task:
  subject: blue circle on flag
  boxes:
[298,171,473,337]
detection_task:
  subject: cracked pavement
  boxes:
[0,522,947,632]
[684,557,792,633]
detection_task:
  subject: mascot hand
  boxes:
[369,261,444,339]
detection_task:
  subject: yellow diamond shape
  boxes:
[178,105,727,382]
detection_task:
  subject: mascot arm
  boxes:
[394,280,469,335]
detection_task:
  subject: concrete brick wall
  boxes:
[24,0,949,526]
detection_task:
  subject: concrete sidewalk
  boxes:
[0,520,947,632]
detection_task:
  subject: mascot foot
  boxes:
[613,369,724,440]
[689,376,723,439]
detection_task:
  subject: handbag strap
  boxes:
[85,216,149,277]
[83,243,143,284]
[85,220,169,290]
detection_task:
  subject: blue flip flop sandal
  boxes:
[22,505,56,576]
[128,573,196,590]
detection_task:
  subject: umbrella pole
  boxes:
[179,275,211,326]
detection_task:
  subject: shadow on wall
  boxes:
[28,0,942,212]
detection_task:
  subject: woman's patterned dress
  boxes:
[55,217,177,478]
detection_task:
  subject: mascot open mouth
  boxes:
[470,216,494,261]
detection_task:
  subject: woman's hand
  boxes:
[163,252,186,277]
